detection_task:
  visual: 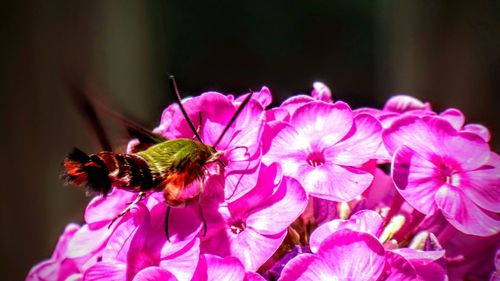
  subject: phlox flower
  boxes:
[263,101,382,202]
[27,223,83,281]
[192,254,266,281]
[201,164,308,271]
[293,210,445,281]
[83,203,200,281]
[279,228,387,281]
[383,115,500,236]
[155,90,266,202]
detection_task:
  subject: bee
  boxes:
[63,76,253,238]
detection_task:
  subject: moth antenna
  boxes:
[214,91,254,148]
[168,75,204,144]
[67,83,113,152]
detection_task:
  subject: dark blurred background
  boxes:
[1,1,499,280]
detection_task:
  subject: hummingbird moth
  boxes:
[63,76,254,238]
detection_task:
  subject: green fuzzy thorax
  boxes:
[136,138,216,176]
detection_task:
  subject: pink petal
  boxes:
[459,152,500,212]
[224,156,261,203]
[280,95,315,115]
[326,114,382,166]
[311,81,333,103]
[266,108,290,122]
[300,164,373,202]
[291,101,353,147]
[83,263,126,281]
[279,253,334,281]
[384,251,418,281]
[392,248,445,262]
[438,130,491,171]
[262,123,307,176]
[229,163,279,216]
[52,223,80,260]
[463,123,491,142]
[247,177,307,235]
[132,267,177,281]
[230,229,287,271]
[318,229,386,280]
[66,224,112,259]
[160,238,200,281]
[155,204,203,256]
[103,204,149,263]
[392,146,441,215]
[309,210,384,253]
[85,189,135,226]
[383,116,442,157]
[391,248,446,281]
[435,185,500,236]
[383,95,431,113]
[245,272,266,281]
[235,86,272,108]
[439,108,464,130]
[198,254,246,281]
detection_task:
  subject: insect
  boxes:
[63,76,253,238]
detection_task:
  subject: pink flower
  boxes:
[192,254,266,281]
[201,164,308,271]
[305,210,446,280]
[383,115,500,236]
[263,101,382,202]
[27,224,83,281]
[279,229,387,280]
[156,91,266,202]
[83,203,200,281]
[311,82,333,103]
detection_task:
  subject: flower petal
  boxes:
[383,95,431,113]
[326,114,382,166]
[83,263,126,281]
[309,210,384,253]
[230,229,287,271]
[301,164,373,202]
[133,267,177,281]
[435,185,500,236]
[311,81,333,103]
[459,152,500,212]
[318,229,386,281]
[279,253,333,281]
[463,123,491,142]
[247,177,307,235]
[384,251,418,281]
[392,146,440,215]
[198,254,246,281]
[439,108,464,130]
[160,238,200,281]
[262,123,307,176]
[291,101,353,147]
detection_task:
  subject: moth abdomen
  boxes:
[63,148,154,196]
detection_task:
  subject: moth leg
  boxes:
[108,191,146,228]
[198,203,207,237]
[198,179,208,237]
[165,205,171,241]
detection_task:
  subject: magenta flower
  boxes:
[201,164,307,271]
[83,203,200,281]
[27,224,83,281]
[263,101,382,202]
[156,91,266,202]
[306,210,446,280]
[383,115,500,236]
[192,254,266,281]
[28,84,498,280]
[280,229,387,280]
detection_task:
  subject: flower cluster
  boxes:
[28,82,499,280]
